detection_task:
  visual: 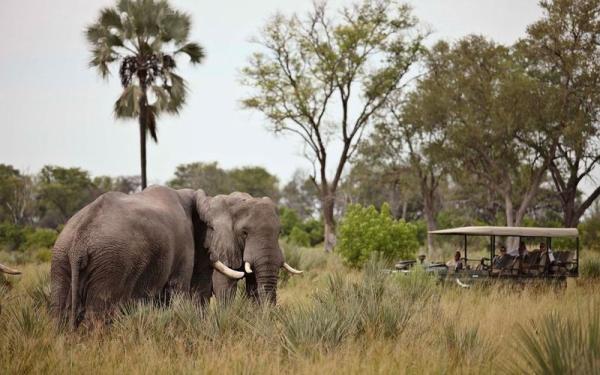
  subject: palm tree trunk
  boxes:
[139,81,148,190]
[139,120,147,190]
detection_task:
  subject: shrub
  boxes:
[34,248,53,263]
[288,226,310,247]
[279,207,302,237]
[580,255,600,279]
[303,218,324,246]
[24,228,57,250]
[337,203,419,267]
[0,222,28,251]
[512,308,600,375]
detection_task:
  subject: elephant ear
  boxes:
[195,191,243,269]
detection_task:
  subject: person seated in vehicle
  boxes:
[509,241,529,259]
[446,250,464,271]
[538,242,555,273]
[493,245,508,267]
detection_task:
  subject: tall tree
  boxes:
[518,0,600,227]
[241,0,424,251]
[168,162,231,195]
[425,37,552,235]
[229,166,280,200]
[37,166,95,227]
[0,164,35,225]
[86,0,204,189]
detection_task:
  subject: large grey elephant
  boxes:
[50,185,244,329]
[51,185,301,328]
[198,192,302,304]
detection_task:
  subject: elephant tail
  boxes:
[69,250,88,330]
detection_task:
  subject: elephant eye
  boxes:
[241,230,248,238]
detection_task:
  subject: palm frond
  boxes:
[114,85,142,118]
[160,11,191,44]
[176,42,205,64]
[99,7,123,30]
[165,72,187,114]
[141,105,159,142]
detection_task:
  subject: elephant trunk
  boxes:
[247,258,279,304]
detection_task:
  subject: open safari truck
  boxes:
[397,226,579,287]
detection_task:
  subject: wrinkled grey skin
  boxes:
[51,186,214,328]
[198,192,285,304]
[51,186,286,328]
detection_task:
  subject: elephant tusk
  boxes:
[0,262,21,275]
[213,261,245,279]
[282,262,303,275]
[244,262,253,274]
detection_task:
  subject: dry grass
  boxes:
[0,247,599,374]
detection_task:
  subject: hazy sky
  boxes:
[0,0,544,185]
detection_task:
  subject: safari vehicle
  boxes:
[399,226,579,287]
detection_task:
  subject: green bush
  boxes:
[581,255,600,279]
[34,248,53,263]
[24,228,58,250]
[580,215,600,252]
[288,226,310,247]
[0,222,29,251]
[336,203,419,267]
[303,218,324,246]
[279,207,302,237]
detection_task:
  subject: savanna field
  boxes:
[1,245,600,375]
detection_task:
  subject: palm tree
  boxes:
[86,0,204,189]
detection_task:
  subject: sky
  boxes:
[0,0,544,185]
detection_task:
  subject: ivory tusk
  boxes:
[213,261,245,279]
[0,262,21,275]
[282,262,303,275]
[244,262,253,274]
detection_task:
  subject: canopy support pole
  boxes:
[464,234,467,266]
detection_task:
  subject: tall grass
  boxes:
[512,306,600,375]
[0,249,599,374]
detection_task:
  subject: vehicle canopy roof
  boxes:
[429,226,578,238]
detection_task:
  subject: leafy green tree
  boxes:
[36,166,95,227]
[337,203,418,267]
[288,226,311,247]
[86,0,204,189]
[0,164,35,225]
[229,166,279,200]
[168,162,231,195]
[422,37,551,235]
[241,0,425,251]
[517,0,600,227]
[279,206,302,237]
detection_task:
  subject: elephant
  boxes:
[50,185,302,329]
[50,185,244,329]
[197,192,303,304]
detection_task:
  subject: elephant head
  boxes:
[196,191,302,304]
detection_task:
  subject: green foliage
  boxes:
[288,226,310,247]
[581,254,600,279]
[581,210,600,252]
[279,207,301,237]
[512,307,600,375]
[37,165,95,227]
[302,218,324,246]
[228,166,279,199]
[24,228,58,250]
[168,162,279,199]
[337,203,419,267]
[0,222,28,251]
